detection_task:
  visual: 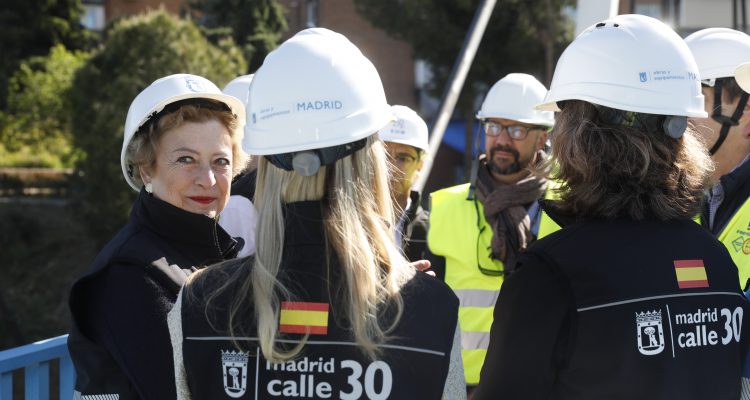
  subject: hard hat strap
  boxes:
[594,105,686,139]
[708,79,749,155]
[137,98,233,137]
[265,137,369,175]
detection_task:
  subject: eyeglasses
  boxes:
[390,153,418,166]
[483,121,543,141]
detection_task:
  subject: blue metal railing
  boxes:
[0,335,74,400]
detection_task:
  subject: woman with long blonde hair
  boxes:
[168,28,464,400]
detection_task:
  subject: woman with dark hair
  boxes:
[473,14,750,400]
[68,74,247,399]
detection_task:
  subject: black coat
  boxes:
[68,189,239,400]
[401,190,430,262]
[474,203,750,400]
[178,201,459,400]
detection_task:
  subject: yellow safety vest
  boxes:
[701,196,750,289]
[428,183,560,385]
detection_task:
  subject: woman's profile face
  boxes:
[141,119,233,218]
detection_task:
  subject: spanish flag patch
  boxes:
[279,301,329,335]
[674,259,709,289]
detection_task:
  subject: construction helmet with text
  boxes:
[244,28,392,176]
[538,14,705,139]
[378,105,429,152]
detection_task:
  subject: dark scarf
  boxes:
[475,152,548,270]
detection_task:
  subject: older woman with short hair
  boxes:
[68,74,247,400]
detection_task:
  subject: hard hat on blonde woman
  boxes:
[244,28,392,176]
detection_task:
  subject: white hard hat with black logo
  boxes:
[121,73,245,191]
[378,105,429,152]
[244,28,392,176]
[538,14,706,139]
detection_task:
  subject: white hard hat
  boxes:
[121,73,245,191]
[538,14,706,118]
[477,73,554,127]
[378,105,429,152]
[736,62,750,93]
[223,74,254,105]
[244,28,392,156]
[685,28,750,82]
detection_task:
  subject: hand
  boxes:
[410,259,435,277]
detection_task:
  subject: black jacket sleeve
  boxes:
[78,263,178,400]
[472,251,573,400]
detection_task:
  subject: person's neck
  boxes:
[394,191,409,214]
[490,167,531,184]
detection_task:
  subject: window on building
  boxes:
[81,2,105,31]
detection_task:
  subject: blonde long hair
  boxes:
[194,135,414,362]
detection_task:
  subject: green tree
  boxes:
[0,44,90,167]
[0,0,92,109]
[354,0,574,115]
[69,10,246,242]
[189,0,287,72]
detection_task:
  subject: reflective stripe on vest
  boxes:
[428,183,560,385]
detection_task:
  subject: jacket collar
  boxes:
[131,189,239,259]
[282,201,326,246]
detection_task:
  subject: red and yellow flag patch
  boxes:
[279,301,329,335]
[674,259,709,289]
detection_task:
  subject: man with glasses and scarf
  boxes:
[426,73,558,392]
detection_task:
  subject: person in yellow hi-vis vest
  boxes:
[685,29,750,290]
[426,73,560,392]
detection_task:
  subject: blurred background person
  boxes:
[68,74,247,399]
[169,28,465,400]
[685,28,750,289]
[474,14,750,399]
[220,73,258,257]
[426,72,556,391]
[379,104,430,261]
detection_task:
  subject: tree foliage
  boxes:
[69,10,246,241]
[0,0,92,109]
[354,0,574,115]
[189,0,287,72]
[0,44,89,167]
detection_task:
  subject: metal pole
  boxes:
[413,0,498,193]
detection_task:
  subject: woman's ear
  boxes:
[139,167,151,185]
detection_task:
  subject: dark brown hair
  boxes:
[547,100,713,220]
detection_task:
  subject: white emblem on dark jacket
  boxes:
[636,310,665,355]
[222,350,250,398]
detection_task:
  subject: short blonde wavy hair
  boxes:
[125,101,248,188]
[547,100,713,220]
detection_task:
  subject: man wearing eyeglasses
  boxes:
[426,73,558,390]
[379,105,431,262]
[685,29,750,290]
